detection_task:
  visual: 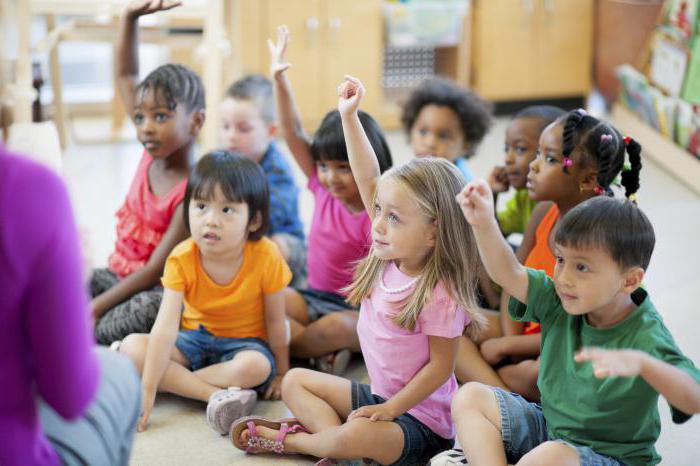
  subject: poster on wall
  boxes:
[649,32,689,96]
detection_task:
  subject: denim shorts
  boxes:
[491,387,626,466]
[352,382,453,466]
[296,287,357,322]
[175,325,276,395]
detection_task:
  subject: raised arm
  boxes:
[337,76,380,215]
[457,180,528,303]
[268,25,315,178]
[117,0,182,120]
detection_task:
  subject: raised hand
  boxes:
[126,0,182,19]
[337,75,364,117]
[575,347,645,379]
[267,25,291,77]
[488,166,509,194]
[456,179,496,227]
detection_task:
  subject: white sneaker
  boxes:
[206,387,257,435]
[429,448,468,465]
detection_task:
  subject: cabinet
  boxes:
[231,0,385,130]
[471,0,593,101]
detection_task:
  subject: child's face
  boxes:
[504,117,542,190]
[410,104,468,163]
[317,159,361,206]
[220,98,275,163]
[553,243,642,322]
[134,89,196,159]
[371,178,436,274]
[188,184,259,259]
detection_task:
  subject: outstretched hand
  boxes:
[337,75,364,117]
[575,347,646,378]
[268,25,291,77]
[126,0,182,19]
[456,179,496,227]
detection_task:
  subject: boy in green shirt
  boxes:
[453,184,700,466]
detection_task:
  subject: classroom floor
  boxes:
[62,118,700,465]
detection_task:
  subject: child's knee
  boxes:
[231,350,272,379]
[518,441,579,466]
[119,333,148,372]
[451,381,493,414]
[281,367,313,397]
[317,312,356,341]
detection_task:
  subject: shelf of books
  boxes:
[613,0,700,195]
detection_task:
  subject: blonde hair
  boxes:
[346,158,485,337]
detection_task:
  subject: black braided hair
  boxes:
[136,63,205,113]
[621,137,642,200]
[558,109,640,199]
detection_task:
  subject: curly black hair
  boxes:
[136,63,205,113]
[401,77,493,157]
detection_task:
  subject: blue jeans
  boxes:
[491,387,626,466]
[175,325,276,395]
[352,382,453,466]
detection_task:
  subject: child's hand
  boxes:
[456,179,496,227]
[264,375,283,401]
[347,402,396,422]
[267,25,291,77]
[137,387,157,432]
[337,75,364,117]
[488,166,509,194]
[575,347,646,378]
[126,0,182,19]
[480,337,507,365]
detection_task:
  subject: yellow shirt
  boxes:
[161,237,292,339]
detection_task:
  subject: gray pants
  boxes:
[39,348,141,466]
[91,268,162,345]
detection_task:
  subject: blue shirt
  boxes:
[455,157,474,182]
[260,143,304,240]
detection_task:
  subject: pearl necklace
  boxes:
[379,275,419,294]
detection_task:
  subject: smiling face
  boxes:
[133,89,196,159]
[371,177,436,274]
[316,159,362,207]
[410,104,468,162]
[220,97,275,163]
[504,117,543,190]
[188,183,260,260]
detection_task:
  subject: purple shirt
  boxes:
[306,173,371,294]
[357,262,470,439]
[0,148,100,466]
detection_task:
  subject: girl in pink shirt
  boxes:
[268,26,393,374]
[229,77,485,465]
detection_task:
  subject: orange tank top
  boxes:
[522,204,559,334]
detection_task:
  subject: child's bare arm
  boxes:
[348,336,458,421]
[481,333,541,365]
[268,25,315,178]
[338,76,380,215]
[92,203,188,319]
[117,0,182,121]
[575,348,700,415]
[139,287,183,431]
[263,289,289,401]
[457,180,528,303]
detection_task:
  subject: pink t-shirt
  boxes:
[306,173,371,294]
[357,261,470,439]
[108,151,187,278]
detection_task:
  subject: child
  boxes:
[268,26,393,374]
[120,152,292,435]
[92,0,205,345]
[489,105,565,236]
[401,77,492,182]
[454,186,700,466]
[456,110,643,400]
[221,74,306,287]
[228,76,485,465]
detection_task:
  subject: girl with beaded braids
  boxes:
[455,109,643,402]
[91,0,206,345]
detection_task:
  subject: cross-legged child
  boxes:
[92,0,205,345]
[228,76,485,465]
[120,152,292,435]
[453,182,700,466]
[268,26,393,375]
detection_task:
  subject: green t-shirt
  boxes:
[497,188,537,236]
[509,269,700,466]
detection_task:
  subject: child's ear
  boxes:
[621,266,644,293]
[248,211,263,233]
[425,219,438,248]
[189,110,206,136]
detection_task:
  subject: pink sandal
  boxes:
[230,416,309,454]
